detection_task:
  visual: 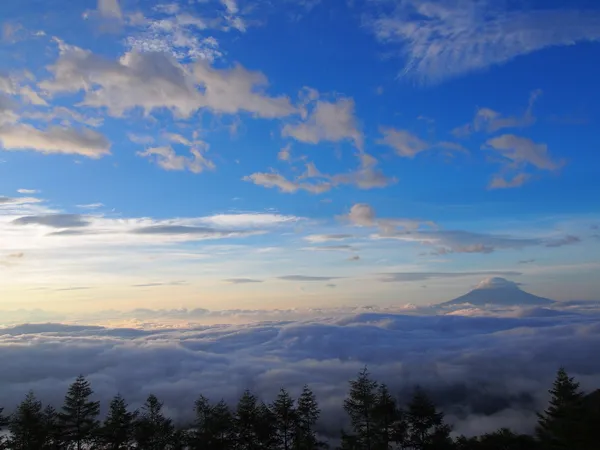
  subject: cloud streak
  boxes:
[368,0,600,83]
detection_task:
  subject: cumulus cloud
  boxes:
[488,173,531,190]
[1,308,599,439]
[97,0,123,21]
[282,95,363,149]
[0,123,111,158]
[367,0,600,83]
[483,134,565,188]
[378,127,466,158]
[244,154,395,194]
[483,135,564,172]
[342,203,434,233]
[453,90,542,137]
[278,144,292,161]
[243,172,332,194]
[40,43,295,119]
[137,145,215,174]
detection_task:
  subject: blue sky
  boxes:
[0,0,599,312]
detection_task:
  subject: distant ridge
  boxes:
[441,277,554,307]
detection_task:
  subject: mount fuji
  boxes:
[441,277,554,307]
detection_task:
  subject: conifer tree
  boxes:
[58,375,100,450]
[134,394,175,450]
[98,394,137,450]
[372,384,401,450]
[234,390,276,450]
[273,389,297,450]
[8,391,46,450]
[294,385,322,450]
[343,368,379,450]
[41,406,62,450]
[405,387,452,450]
[0,406,8,450]
[536,367,586,450]
[190,396,233,450]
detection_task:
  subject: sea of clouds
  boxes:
[1,301,600,439]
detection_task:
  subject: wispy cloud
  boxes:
[278,275,340,282]
[368,0,600,83]
[379,271,522,283]
[224,278,264,284]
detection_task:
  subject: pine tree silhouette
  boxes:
[41,406,62,450]
[536,367,586,450]
[405,387,452,450]
[58,375,100,450]
[294,385,322,450]
[98,394,137,450]
[134,394,175,450]
[190,395,234,450]
[8,391,46,450]
[343,367,379,450]
[273,389,296,450]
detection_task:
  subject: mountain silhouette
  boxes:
[441,277,554,307]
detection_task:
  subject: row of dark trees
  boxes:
[0,368,598,450]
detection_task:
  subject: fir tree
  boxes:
[536,367,586,450]
[8,391,46,450]
[58,375,100,450]
[98,394,137,450]
[371,384,401,450]
[134,394,175,450]
[234,390,276,450]
[273,389,297,450]
[41,406,61,450]
[0,406,8,450]
[190,396,234,450]
[294,386,322,450]
[405,387,452,450]
[343,368,379,450]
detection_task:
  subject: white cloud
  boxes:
[378,127,466,158]
[76,203,104,210]
[484,135,564,172]
[193,61,296,118]
[304,234,354,243]
[199,213,302,228]
[278,144,292,161]
[245,153,395,194]
[98,0,123,21]
[126,11,223,62]
[137,146,215,174]
[378,127,428,158]
[17,189,40,195]
[40,43,295,119]
[453,90,542,136]
[0,196,42,205]
[342,203,433,232]
[489,173,531,190]
[368,0,600,83]
[482,135,565,188]
[283,95,363,149]
[243,172,332,194]
[0,308,599,440]
[0,123,111,158]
